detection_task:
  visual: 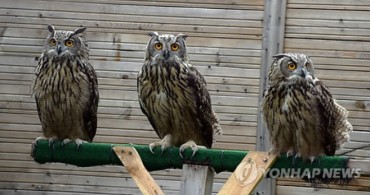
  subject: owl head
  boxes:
[145,32,189,63]
[43,25,89,59]
[269,53,315,82]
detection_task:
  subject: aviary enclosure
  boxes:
[0,0,369,194]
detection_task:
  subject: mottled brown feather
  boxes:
[32,26,99,142]
[138,59,221,148]
[262,53,352,159]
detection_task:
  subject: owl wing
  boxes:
[137,73,160,138]
[82,63,99,142]
[187,65,222,148]
[313,78,352,155]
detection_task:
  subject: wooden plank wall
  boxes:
[0,0,369,194]
[277,0,370,193]
[0,0,264,194]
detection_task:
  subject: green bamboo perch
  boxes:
[31,140,349,174]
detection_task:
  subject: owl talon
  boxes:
[148,144,156,154]
[286,149,294,157]
[35,137,47,146]
[148,135,172,155]
[74,139,87,149]
[309,156,316,164]
[268,148,280,157]
[295,153,302,159]
[48,137,58,147]
[179,141,206,159]
[60,138,86,149]
[62,138,72,146]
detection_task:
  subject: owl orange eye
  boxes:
[49,38,57,46]
[171,43,179,51]
[287,63,297,70]
[65,40,74,47]
[154,43,162,50]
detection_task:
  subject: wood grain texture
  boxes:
[180,164,214,195]
[113,146,164,195]
[218,152,277,195]
[0,0,369,194]
[0,1,262,194]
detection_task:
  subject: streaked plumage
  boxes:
[32,25,99,146]
[137,32,222,157]
[262,53,352,161]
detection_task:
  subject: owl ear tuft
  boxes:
[272,53,288,60]
[148,32,159,37]
[73,26,87,35]
[176,33,188,40]
[47,24,55,35]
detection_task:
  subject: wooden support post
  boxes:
[180,164,214,195]
[219,151,277,195]
[113,146,164,195]
[256,0,287,194]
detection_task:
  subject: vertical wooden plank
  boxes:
[180,164,214,195]
[113,146,164,195]
[256,0,287,194]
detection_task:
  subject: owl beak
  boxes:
[163,50,170,60]
[301,68,307,78]
[57,45,62,55]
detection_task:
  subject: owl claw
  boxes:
[74,139,87,149]
[268,148,279,156]
[61,138,87,149]
[286,149,294,157]
[34,137,57,147]
[35,137,47,146]
[294,153,302,159]
[48,137,58,147]
[179,141,206,159]
[62,138,72,146]
[309,156,316,164]
[148,144,156,154]
[148,135,172,154]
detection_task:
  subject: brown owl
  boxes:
[32,25,99,147]
[261,53,352,162]
[137,32,222,157]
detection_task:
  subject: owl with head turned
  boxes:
[137,32,222,157]
[262,53,352,162]
[32,25,99,147]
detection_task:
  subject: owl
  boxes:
[137,32,222,157]
[31,25,99,147]
[261,53,352,162]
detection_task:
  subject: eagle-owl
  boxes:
[262,53,352,161]
[137,32,222,157]
[32,25,99,146]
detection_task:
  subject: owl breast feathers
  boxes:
[137,32,222,155]
[32,25,99,146]
[262,53,352,160]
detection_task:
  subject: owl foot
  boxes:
[62,138,87,149]
[290,153,301,165]
[268,148,279,156]
[286,149,294,158]
[35,136,47,146]
[34,136,58,147]
[179,140,206,159]
[308,156,316,164]
[149,135,172,154]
